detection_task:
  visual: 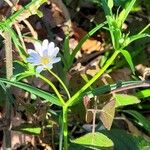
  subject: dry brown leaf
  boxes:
[123,115,150,142]
[136,64,150,80]
[51,3,65,26]
[0,6,10,19]
[110,67,131,82]
[72,23,102,54]
[50,0,72,34]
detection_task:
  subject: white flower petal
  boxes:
[48,42,55,56]
[43,49,48,57]
[46,63,53,69]
[27,57,41,65]
[51,57,61,64]
[49,47,60,57]
[27,40,61,71]
[36,65,44,73]
[28,51,39,58]
[28,49,36,54]
[48,42,55,50]
[27,49,41,64]
[34,41,42,55]
[42,39,49,51]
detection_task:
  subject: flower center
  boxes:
[41,57,49,65]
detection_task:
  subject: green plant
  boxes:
[0,0,150,149]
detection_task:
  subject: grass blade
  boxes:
[0,78,62,106]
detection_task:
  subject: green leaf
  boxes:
[135,89,150,99]
[70,80,147,107]
[108,0,113,10]
[101,129,145,150]
[13,123,42,135]
[0,83,12,106]
[127,33,150,46]
[0,78,62,106]
[117,0,136,27]
[13,61,27,76]
[113,0,128,6]
[69,21,107,68]
[135,136,150,150]
[114,94,140,108]
[4,0,46,26]
[81,80,143,100]
[71,132,113,148]
[101,0,112,16]
[11,71,35,81]
[0,82,15,105]
[62,36,71,70]
[122,110,150,133]
[121,50,135,74]
[69,144,91,150]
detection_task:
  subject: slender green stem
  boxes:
[63,106,68,150]
[47,69,71,99]
[66,50,119,107]
[38,74,65,106]
[138,23,150,35]
[62,51,119,150]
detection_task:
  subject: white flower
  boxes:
[27,39,61,73]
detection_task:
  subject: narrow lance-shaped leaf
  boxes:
[122,110,150,134]
[0,78,62,106]
[80,80,145,100]
[117,0,136,28]
[126,33,150,47]
[13,123,42,135]
[69,21,107,68]
[62,35,71,70]
[101,0,112,16]
[120,50,135,74]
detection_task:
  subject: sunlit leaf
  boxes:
[108,0,113,10]
[71,132,113,148]
[62,35,71,70]
[135,89,150,99]
[114,94,140,108]
[120,50,135,74]
[127,33,150,46]
[13,123,42,135]
[117,0,136,27]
